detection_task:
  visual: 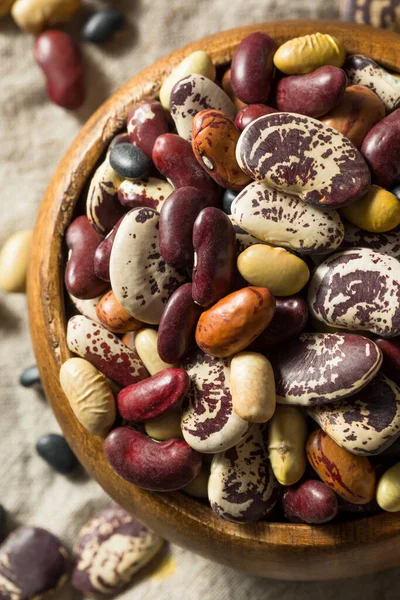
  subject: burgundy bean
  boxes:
[375,337,400,386]
[362,108,400,188]
[117,368,189,422]
[65,216,109,300]
[230,32,276,104]
[157,283,203,363]
[159,187,208,268]
[127,100,169,158]
[93,217,123,282]
[276,66,347,117]
[152,134,221,206]
[104,427,202,491]
[33,30,85,110]
[192,207,236,307]
[250,295,309,351]
[234,104,277,131]
[282,480,338,524]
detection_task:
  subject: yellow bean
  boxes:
[268,405,308,485]
[230,352,276,423]
[340,185,400,232]
[135,328,177,375]
[0,230,32,293]
[159,51,216,109]
[274,33,346,75]
[376,462,400,512]
[145,408,183,441]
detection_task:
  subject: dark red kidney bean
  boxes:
[276,66,347,117]
[159,187,208,268]
[375,337,400,386]
[108,132,131,153]
[234,104,277,131]
[65,216,109,299]
[157,283,203,363]
[109,143,152,179]
[93,217,123,283]
[82,8,125,44]
[117,368,189,422]
[104,427,202,491]
[127,100,170,158]
[152,134,221,206]
[361,108,400,188]
[282,480,338,524]
[192,207,236,307]
[33,30,85,110]
[250,295,308,351]
[230,32,276,104]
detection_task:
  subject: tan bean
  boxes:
[268,405,308,485]
[230,352,276,423]
[0,0,15,17]
[0,230,32,293]
[135,328,177,375]
[12,0,80,34]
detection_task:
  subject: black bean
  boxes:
[19,365,42,390]
[36,434,79,474]
[110,143,153,180]
[222,189,239,215]
[82,9,125,44]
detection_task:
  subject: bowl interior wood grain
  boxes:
[28,20,400,581]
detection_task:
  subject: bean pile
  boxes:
[62,31,400,525]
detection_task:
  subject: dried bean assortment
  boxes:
[61,31,400,525]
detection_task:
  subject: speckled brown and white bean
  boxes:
[170,74,236,142]
[344,54,400,112]
[236,112,371,208]
[308,248,400,337]
[208,425,278,523]
[67,315,148,388]
[270,333,382,406]
[72,505,163,599]
[341,222,400,259]
[181,349,249,453]
[86,158,126,234]
[228,217,267,254]
[308,373,400,456]
[109,208,186,324]
[231,181,344,254]
[118,177,173,211]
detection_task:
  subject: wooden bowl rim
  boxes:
[27,19,400,576]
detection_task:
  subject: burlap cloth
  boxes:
[0,0,399,598]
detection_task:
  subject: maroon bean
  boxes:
[157,283,203,363]
[192,207,236,307]
[127,100,169,158]
[117,368,189,422]
[276,66,347,117]
[375,337,400,386]
[104,427,202,491]
[234,104,277,131]
[230,32,276,104]
[250,295,309,351]
[282,480,338,524]
[33,30,85,110]
[65,216,109,299]
[93,217,123,282]
[159,187,208,268]
[152,134,221,206]
[362,108,400,188]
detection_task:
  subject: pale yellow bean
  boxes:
[0,230,32,293]
[12,0,80,33]
[145,408,183,441]
[159,51,216,109]
[183,466,209,498]
[376,462,400,512]
[135,328,177,375]
[268,405,308,485]
[230,352,276,423]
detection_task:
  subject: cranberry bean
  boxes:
[192,110,252,190]
[221,68,247,110]
[117,368,189,422]
[96,290,143,334]
[86,159,126,234]
[234,104,277,131]
[230,32,276,104]
[104,427,202,491]
[157,283,203,363]
[65,216,109,300]
[282,480,339,524]
[276,66,346,117]
[159,187,208,268]
[118,177,173,210]
[362,108,400,188]
[320,85,385,149]
[109,143,152,180]
[152,133,221,206]
[127,100,169,158]
[375,337,400,386]
[250,295,308,351]
[93,217,123,283]
[33,30,85,110]
[192,207,236,307]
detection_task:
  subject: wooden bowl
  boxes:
[28,20,400,581]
